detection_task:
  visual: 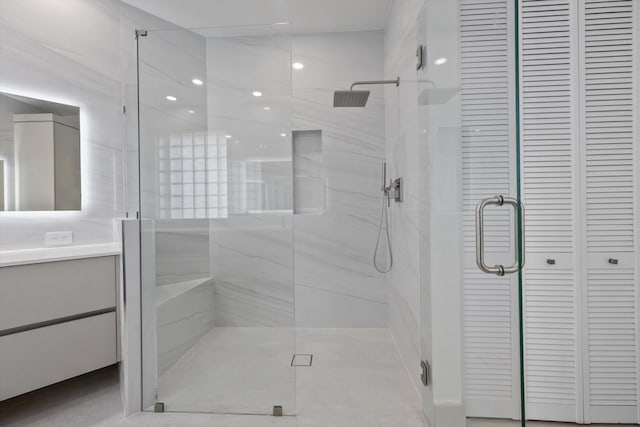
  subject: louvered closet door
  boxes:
[520,0,583,422]
[581,0,638,423]
[519,0,639,424]
[460,0,522,419]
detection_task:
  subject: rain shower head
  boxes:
[333,77,400,108]
[333,90,370,107]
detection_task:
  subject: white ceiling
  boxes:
[122,0,391,34]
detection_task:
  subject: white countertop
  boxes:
[0,243,121,267]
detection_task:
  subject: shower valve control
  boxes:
[392,177,403,203]
[383,177,403,206]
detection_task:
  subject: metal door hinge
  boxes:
[416,45,425,70]
[154,402,165,413]
[273,406,283,416]
[421,360,430,386]
[135,29,148,38]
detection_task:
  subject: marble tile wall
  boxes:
[210,215,295,327]
[128,12,216,381]
[203,30,294,328]
[383,0,426,396]
[385,1,467,424]
[154,219,210,287]
[0,0,125,251]
[156,278,213,375]
[205,30,388,328]
[418,0,465,422]
[292,31,388,327]
[0,0,206,252]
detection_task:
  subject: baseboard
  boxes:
[434,401,466,427]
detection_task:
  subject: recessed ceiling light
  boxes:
[434,57,448,65]
[192,78,204,86]
[187,109,195,114]
[264,106,271,111]
[292,62,304,70]
[225,135,232,139]
[252,91,263,97]
[280,133,287,137]
[166,95,177,101]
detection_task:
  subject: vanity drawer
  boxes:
[0,256,116,331]
[0,311,117,400]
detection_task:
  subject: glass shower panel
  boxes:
[417,0,525,426]
[137,24,295,415]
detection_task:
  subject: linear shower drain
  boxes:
[291,353,313,366]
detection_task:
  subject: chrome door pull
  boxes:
[475,195,525,276]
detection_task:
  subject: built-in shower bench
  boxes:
[154,277,214,375]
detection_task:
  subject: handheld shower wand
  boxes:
[373,163,394,273]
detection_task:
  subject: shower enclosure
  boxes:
[130,5,529,424]
[416,1,526,424]
[126,1,639,425]
[135,23,296,415]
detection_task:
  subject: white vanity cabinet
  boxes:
[0,254,119,401]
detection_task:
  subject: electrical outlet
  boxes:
[45,231,73,247]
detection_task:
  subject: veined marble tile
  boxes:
[0,0,152,250]
[154,219,210,286]
[388,286,421,394]
[157,279,214,374]
[383,0,428,402]
[293,214,387,325]
[290,31,388,328]
[210,215,295,327]
[157,327,295,416]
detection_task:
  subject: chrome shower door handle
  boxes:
[475,195,525,276]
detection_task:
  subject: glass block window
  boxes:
[158,132,227,219]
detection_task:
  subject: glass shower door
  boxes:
[417,0,526,426]
[136,24,295,415]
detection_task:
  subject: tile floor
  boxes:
[0,329,637,427]
[156,328,426,424]
[467,420,638,427]
[156,327,295,415]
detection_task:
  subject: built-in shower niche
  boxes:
[293,130,325,215]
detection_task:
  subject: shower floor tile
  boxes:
[156,327,295,415]
[154,327,426,424]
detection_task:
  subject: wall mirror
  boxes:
[0,92,81,211]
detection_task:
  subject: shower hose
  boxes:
[373,191,393,273]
